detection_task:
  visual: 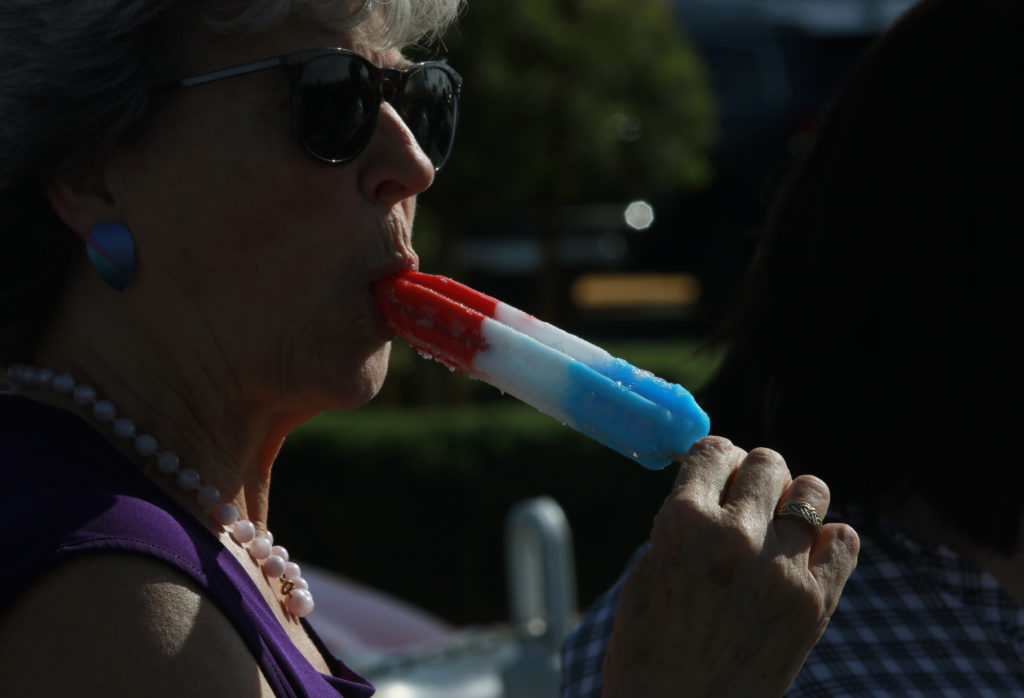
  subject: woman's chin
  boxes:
[321,349,391,411]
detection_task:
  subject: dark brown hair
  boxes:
[699,0,1024,552]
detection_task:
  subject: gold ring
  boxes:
[776,501,823,535]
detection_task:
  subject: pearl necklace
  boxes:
[5,363,315,618]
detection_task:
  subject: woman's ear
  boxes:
[45,164,119,242]
[48,163,138,292]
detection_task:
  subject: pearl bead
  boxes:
[285,588,314,617]
[34,367,55,389]
[93,400,116,422]
[292,577,309,591]
[156,451,179,474]
[134,434,158,457]
[52,373,75,394]
[176,468,200,491]
[232,520,256,544]
[249,537,272,560]
[262,554,286,578]
[271,545,288,562]
[284,561,301,581]
[21,366,38,385]
[215,503,239,527]
[113,417,136,439]
[198,486,221,509]
[72,384,96,406]
[266,530,274,546]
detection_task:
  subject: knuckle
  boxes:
[698,434,734,450]
[689,435,736,459]
[790,474,831,502]
[744,446,788,472]
[841,524,861,559]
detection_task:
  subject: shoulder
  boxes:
[0,552,275,697]
[787,517,1024,696]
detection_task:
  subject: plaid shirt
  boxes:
[561,506,1024,696]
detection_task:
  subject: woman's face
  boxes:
[102,16,432,412]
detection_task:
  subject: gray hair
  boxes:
[0,0,462,186]
[0,0,462,363]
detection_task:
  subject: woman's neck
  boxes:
[27,338,307,537]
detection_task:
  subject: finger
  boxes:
[808,522,860,615]
[774,475,831,557]
[672,436,746,506]
[723,447,792,522]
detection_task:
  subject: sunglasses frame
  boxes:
[176,47,462,171]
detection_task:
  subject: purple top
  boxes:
[0,393,374,698]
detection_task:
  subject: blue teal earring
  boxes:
[86,221,135,291]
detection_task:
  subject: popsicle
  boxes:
[373,271,710,470]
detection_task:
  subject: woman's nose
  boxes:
[356,103,435,207]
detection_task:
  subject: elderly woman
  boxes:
[0,1,858,696]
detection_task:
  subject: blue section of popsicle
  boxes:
[565,360,709,469]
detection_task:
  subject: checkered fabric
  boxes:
[561,506,1024,697]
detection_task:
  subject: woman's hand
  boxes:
[601,436,859,698]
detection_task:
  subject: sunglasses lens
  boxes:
[399,66,459,170]
[296,56,378,163]
[294,54,459,168]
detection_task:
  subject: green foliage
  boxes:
[416,0,717,214]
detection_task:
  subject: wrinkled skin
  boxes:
[603,436,859,697]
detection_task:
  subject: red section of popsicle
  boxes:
[399,271,500,318]
[375,274,489,372]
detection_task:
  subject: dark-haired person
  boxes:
[0,1,857,695]
[562,0,1024,695]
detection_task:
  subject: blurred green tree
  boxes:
[415,0,716,213]
[411,0,717,319]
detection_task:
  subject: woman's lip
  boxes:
[370,292,398,341]
[369,257,419,284]
[367,249,418,342]
[369,261,417,341]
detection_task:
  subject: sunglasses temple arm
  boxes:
[178,57,286,88]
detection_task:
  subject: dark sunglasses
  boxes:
[175,48,462,171]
